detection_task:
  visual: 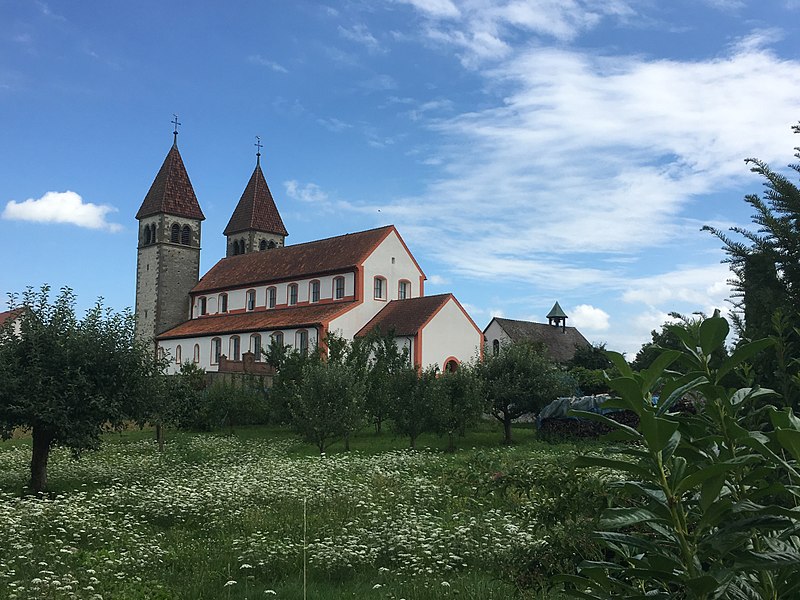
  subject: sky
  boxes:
[2,0,800,358]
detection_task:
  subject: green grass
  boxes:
[0,423,610,599]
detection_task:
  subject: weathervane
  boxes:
[255,135,263,166]
[172,114,181,145]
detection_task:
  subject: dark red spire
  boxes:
[223,163,288,237]
[136,144,205,221]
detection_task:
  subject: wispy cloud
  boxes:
[284,180,329,203]
[317,117,352,133]
[3,191,121,232]
[359,74,398,92]
[247,54,288,73]
[338,24,383,53]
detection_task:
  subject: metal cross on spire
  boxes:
[172,114,181,146]
[255,135,263,166]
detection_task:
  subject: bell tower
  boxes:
[134,121,205,344]
[223,138,288,257]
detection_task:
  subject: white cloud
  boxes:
[317,117,352,133]
[396,0,460,18]
[621,264,732,312]
[427,274,450,285]
[284,180,329,203]
[338,24,383,53]
[247,55,288,73]
[2,191,121,232]
[570,304,610,331]
[359,74,398,92]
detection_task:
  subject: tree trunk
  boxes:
[503,414,513,445]
[344,434,351,452]
[410,434,417,450]
[447,432,455,453]
[156,422,165,452]
[375,416,382,435]
[30,426,55,493]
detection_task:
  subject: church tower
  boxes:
[134,126,205,344]
[223,141,288,256]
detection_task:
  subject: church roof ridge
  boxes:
[135,144,205,221]
[223,163,288,237]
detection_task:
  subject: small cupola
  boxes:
[547,301,568,333]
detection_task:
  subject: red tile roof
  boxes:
[157,303,351,340]
[0,307,24,327]
[356,294,452,337]
[136,144,205,221]
[224,164,288,237]
[192,225,395,293]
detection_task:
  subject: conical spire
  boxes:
[223,162,288,237]
[547,301,567,320]
[136,144,205,221]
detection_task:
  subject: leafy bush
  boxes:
[561,312,800,599]
[175,378,270,431]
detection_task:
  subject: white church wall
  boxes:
[484,319,512,355]
[420,298,482,370]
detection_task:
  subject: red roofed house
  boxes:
[134,136,482,374]
[0,308,25,337]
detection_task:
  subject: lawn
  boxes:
[0,424,612,599]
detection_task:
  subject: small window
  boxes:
[334,276,345,300]
[232,240,240,255]
[272,331,284,348]
[150,224,156,243]
[445,359,459,373]
[259,239,267,251]
[219,293,228,313]
[251,334,262,361]
[288,284,298,306]
[297,330,309,355]
[310,280,320,303]
[230,336,241,361]
[268,240,276,249]
[267,287,276,309]
[240,238,246,253]
[157,347,165,360]
[374,276,386,300]
[493,339,500,356]
[171,223,180,242]
[193,344,200,363]
[211,338,222,364]
[175,345,182,365]
[144,226,151,245]
[398,280,410,300]
[181,225,191,245]
[246,290,256,311]
[199,297,207,316]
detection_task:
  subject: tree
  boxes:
[390,365,439,449]
[703,124,800,404]
[478,341,569,444]
[288,359,366,454]
[568,343,613,370]
[0,286,162,493]
[430,365,485,451]
[361,328,410,434]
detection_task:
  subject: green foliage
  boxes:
[430,364,486,451]
[562,312,800,599]
[704,125,800,406]
[288,339,367,453]
[269,340,322,425]
[566,366,611,396]
[360,328,410,434]
[389,365,440,449]
[478,341,570,444]
[569,343,613,370]
[0,285,163,492]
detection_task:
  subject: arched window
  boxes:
[157,347,165,360]
[246,289,256,311]
[296,330,309,355]
[193,344,200,363]
[250,333,262,361]
[374,276,387,300]
[211,338,222,364]
[272,331,284,349]
[171,223,180,242]
[259,239,267,251]
[333,276,345,300]
[268,240,276,249]
[267,287,277,309]
[144,226,151,245]
[181,225,191,245]
[199,297,207,316]
[445,359,459,373]
[219,293,228,313]
[398,280,411,300]
[309,280,320,303]
[232,240,240,255]
[492,339,500,356]
[240,238,246,253]
[175,345,182,365]
[288,284,298,306]
[150,224,156,243]
[230,336,241,361]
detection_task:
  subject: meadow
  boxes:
[0,425,613,600]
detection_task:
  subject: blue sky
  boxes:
[2,0,800,357]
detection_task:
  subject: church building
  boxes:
[134,134,482,374]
